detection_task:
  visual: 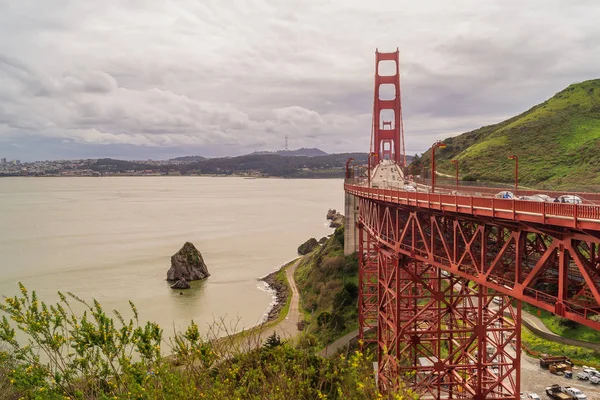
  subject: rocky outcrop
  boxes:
[259,270,288,323]
[167,242,210,284]
[170,278,191,289]
[298,238,318,255]
[326,209,344,228]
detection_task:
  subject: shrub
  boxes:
[321,256,345,274]
[317,312,332,327]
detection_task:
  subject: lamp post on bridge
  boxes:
[508,155,519,194]
[431,141,446,193]
[345,158,355,182]
[367,152,377,187]
[451,159,459,190]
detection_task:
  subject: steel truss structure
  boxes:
[355,195,600,398]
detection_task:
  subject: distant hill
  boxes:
[82,152,417,178]
[180,152,367,178]
[249,148,328,157]
[169,156,207,162]
[410,79,600,190]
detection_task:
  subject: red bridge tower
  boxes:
[371,49,406,167]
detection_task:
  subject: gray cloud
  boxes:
[1,0,600,160]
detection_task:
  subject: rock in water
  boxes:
[171,278,191,290]
[326,209,344,228]
[167,242,211,282]
[326,209,338,220]
[298,238,318,255]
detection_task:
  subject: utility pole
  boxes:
[285,135,289,151]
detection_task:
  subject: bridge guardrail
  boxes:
[345,184,600,232]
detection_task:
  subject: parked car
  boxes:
[589,375,600,384]
[565,371,573,379]
[577,372,589,380]
[527,393,541,400]
[562,387,587,400]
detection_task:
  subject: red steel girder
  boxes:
[357,197,600,330]
[373,258,521,398]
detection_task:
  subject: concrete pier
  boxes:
[344,191,358,255]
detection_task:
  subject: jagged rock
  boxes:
[318,236,327,245]
[327,210,344,228]
[167,242,211,282]
[298,238,319,255]
[171,278,191,290]
[326,209,338,220]
[329,218,343,228]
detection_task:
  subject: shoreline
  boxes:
[257,261,293,324]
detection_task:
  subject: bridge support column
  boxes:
[344,192,359,255]
[358,224,378,346]
[375,262,521,399]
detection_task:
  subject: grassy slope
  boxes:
[522,327,600,368]
[294,227,360,347]
[522,303,600,343]
[416,79,600,189]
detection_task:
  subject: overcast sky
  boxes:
[1,0,599,161]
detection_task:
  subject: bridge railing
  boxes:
[414,177,600,204]
[345,184,600,231]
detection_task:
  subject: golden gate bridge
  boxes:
[343,49,600,399]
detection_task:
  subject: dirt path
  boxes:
[319,328,360,358]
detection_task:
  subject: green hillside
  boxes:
[411,79,600,190]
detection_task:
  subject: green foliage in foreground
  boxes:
[295,226,360,346]
[413,79,600,190]
[521,327,600,368]
[0,283,412,399]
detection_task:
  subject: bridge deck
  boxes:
[345,184,600,232]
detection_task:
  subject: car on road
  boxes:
[495,191,514,199]
[589,375,600,384]
[557,195,583,204]
[519,195,551,202]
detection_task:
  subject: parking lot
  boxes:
[521,351,600,399]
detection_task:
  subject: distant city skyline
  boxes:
[2,1,600,161]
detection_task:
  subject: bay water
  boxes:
[0,177,343,339]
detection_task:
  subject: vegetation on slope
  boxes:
[522,327,600,369]
[522,303,600,343]
[295,227,360,346]
[0,283,413,399]
[411,79,600,190]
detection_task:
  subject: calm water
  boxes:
[0,177,343,338]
